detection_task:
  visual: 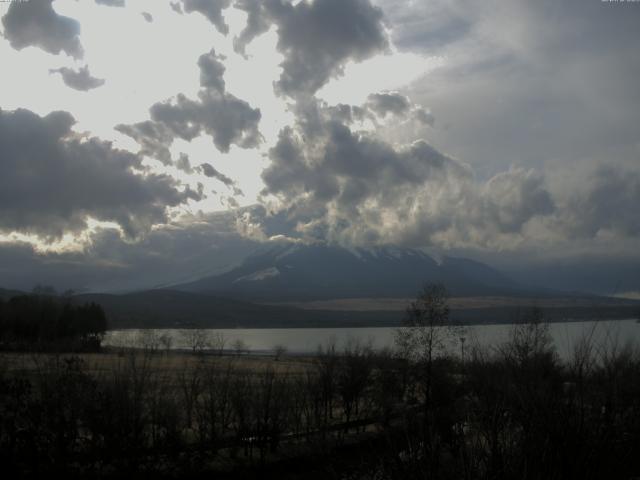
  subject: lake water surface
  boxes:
[105,319,640,360]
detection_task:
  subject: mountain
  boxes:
[176,243,524,301]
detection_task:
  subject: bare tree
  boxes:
[232,338,248,356]
[394,283,463,470]
[211,332,227,356]
[315,338,339,437]
[181,329,211,355]
[395,283,461,364]
[158,332,173,354]
[178,362,203,430]
[338,338,373,430]
[195,360,235,448]
[273,344,287,361]
[499,306,554,365]
[138,330,161,353]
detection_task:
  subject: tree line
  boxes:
[0,291,108,351]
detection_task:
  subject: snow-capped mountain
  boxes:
[176,243,520,301]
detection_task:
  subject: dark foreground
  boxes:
[2,318,640,480]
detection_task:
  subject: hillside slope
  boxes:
[177,243,524,301]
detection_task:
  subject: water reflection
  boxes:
[104,319,640,360]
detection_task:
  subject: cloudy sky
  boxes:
[1,0,639,295]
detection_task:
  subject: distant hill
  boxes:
[74,289,640,329]
[0,287,25,300]
[73,289,400,329]
[176,243,530,301]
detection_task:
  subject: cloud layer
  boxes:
[0,108,200,240]
[252,98,556,249]
[0,211,258,293]
[235,0,388,97]
[117,48,261,168]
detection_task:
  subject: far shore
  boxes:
[265,295,640,312]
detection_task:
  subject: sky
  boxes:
[0,0,639,295]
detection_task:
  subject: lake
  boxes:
[104,319,640,360]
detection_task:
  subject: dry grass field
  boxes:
[0,350,315,379]
[268,295,639,311]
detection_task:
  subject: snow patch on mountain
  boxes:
[343,245,435,262]
[346,247,367,261]
[233,267,280,283]
[274,244,301,261]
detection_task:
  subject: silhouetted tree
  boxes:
[394,283,463,476]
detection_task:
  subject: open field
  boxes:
[0,350,315,378]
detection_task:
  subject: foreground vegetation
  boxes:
[1,285,640,478]
[1,331,639,478]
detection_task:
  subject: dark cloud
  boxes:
[197,49,226,93]
[255,98,556,248]
[182,0,232,34]
[1,210,637,296]
[235,0,388,97]
[49,65,105,91]
[559,164,640,239]
[0,108,201,240]
[480,167,554,234]
[2,0,83,58]
[95,0,125,7]
[263,122,465,209]
[366,92,410,117]
[222,196,240,209]
[118,47,261,166]
[115,121,175,165]
[198,163,244,197]
[290,92,433,138]
[364,92,434,127]
[148,91,261,153]
[175,153,194,174]
[379,0,640,182]
[0,212,259,293]
[233,0,271,56]
[253,87,640,252]
[141,12,153,23]
[199,163,234,188]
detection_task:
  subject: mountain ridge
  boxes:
[176,243,536,301]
